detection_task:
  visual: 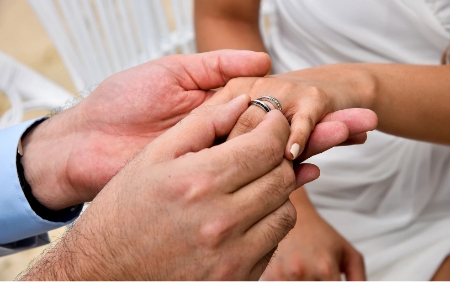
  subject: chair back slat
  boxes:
[28,0,196,93]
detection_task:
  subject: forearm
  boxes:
[290,63,450,145]
[358,64,450,144]
[369,64,450,144]
[194,0,266,53]
[21,226,97,280]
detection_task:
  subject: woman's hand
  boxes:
[262,188,366,281]
[205,64,376,160]
[207,63,450,157]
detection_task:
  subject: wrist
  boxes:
[20,111,79,210]
[289,187,322,223]
[329,63,378,110]
[303,63,378,111]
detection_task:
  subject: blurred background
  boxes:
[0,0,74,279]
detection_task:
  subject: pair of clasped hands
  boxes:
[22,50,376,280]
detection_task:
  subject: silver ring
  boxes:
[257,95,282,111]
[250,100,271,113]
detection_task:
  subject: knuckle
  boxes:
[250,76,270,91]
[316,256,335,280]
[264,161,296,201]
[306,86,327,101]
[295,113,316,131]
[265,204,297,247]
[181,174,213,203]
[277,81,297,94]
[198,216,234,249]
[279,160,297,192]
[286,264,306,279]
[284,201,297,228]
[280,201,297,232]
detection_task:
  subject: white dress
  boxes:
[267,0,450,280]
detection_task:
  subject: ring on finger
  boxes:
[257,95,282,111]
[250,100,271,113]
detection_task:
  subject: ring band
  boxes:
[257,95,282,111]
[250,100,271,113]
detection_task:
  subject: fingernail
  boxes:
[290,143,300,159]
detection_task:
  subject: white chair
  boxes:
[0,52,73,129]
[27,0,196,94]
[27,0,275,94]
[1,0,275,128]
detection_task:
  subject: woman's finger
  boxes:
[293,108,378,162]
[341,245,366,281]
[296,121,349,162]
[285,95,329,160]
[320,108,378,136]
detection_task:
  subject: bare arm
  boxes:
[207,63,450,153]
[358,64,450,144]
[194,0,266,53]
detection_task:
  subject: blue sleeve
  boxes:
[0,118,81,256]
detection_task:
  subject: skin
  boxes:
[195,1,450,280]
[20,50,272,210]
[20,49,376,211]
[22,97,300,280]
[18,50,376,279]
[263,187,365,281]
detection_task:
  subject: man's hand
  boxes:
[20,50,271,210]
[23,95,299,280]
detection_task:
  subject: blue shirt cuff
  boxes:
[0,118,81,244]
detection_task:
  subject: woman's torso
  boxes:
[268,1,450,278]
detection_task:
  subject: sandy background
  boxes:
[0,0,75,279]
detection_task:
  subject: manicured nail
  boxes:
[290,143,300,159]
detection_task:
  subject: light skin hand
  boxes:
[262,188,366,281]
[19,50,271,210]
[206,63,450,161]
[22,96,299,280]
[204,65,378,161]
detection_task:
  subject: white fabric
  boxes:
[268,0,450,280]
